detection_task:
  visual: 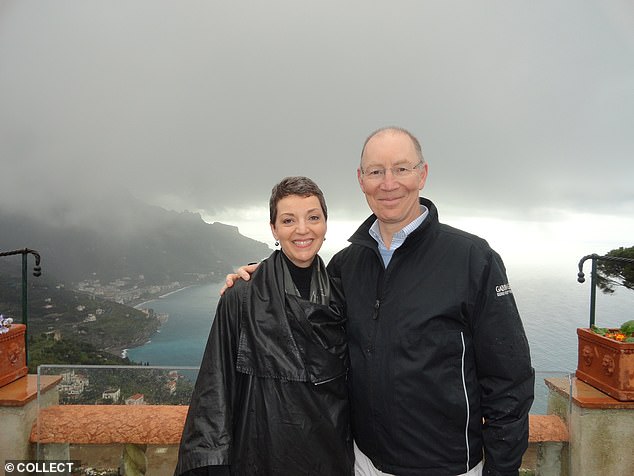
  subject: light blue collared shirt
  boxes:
[369,205,429,267]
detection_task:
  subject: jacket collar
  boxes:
[349,197,439,248]
[236,250,347,383]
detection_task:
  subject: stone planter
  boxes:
[0,323,27,387]
[576,327,634,401]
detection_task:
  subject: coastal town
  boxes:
[54,368,191,406]
[74,273,214,307]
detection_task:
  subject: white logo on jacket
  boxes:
[495,283,512,297]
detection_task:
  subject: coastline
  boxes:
[133,284,198,309]
[158,284,196,298]
[123,281,225,368]
[109,283,213,360]
[103,333,155,361]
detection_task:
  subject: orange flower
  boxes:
[591,324,633,342]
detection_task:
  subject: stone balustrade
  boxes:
[7,373,634,476]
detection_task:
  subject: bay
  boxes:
[126,264,634,413]
[127,282,223,367]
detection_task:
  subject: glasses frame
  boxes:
[360,160,424,181]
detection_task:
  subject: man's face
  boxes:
[357,131,428,230]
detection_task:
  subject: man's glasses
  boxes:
[361,161,423,180]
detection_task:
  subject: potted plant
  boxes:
[591,321,634,343]
[576,321,634,401]
[0,315,28,387]
[576,248,634,401]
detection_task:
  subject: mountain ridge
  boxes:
[0,195,271,284]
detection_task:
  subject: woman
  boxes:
[175,177,353,475]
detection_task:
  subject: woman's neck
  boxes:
[281,251,314,299]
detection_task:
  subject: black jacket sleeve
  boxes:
[471,250,534,476]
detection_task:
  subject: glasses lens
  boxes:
[363,162,421,180]
[392,167,408,177]
[364,169,384,179]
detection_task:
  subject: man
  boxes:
[228,127,534,475]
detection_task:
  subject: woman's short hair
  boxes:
[269,176,328,224]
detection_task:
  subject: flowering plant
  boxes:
[0,314,13,334]
[591,320,634,343]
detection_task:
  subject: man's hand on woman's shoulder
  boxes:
[220,263,260,295]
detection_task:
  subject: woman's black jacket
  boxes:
[174,251,353,476]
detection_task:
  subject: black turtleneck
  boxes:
[281,252,314,300]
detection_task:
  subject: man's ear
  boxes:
[357,167,366,193]
[418,162,429,190]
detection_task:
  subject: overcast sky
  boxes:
[1,1,633,271]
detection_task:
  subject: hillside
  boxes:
[0,195,271,366]
[0,272,161,360]
[0,194,271,285]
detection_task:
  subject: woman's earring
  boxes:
[275,241,279,247]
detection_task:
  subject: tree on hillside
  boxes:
[597,246,634,294]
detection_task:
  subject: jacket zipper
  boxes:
[366,299,380,355]
[367,247,390,353]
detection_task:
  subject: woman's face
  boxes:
[270,194,327,268]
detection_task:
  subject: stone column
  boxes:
[0,375,61,462]
[546,376,634,476]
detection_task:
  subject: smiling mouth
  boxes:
[292,239,314,248]
[379,196,402,204]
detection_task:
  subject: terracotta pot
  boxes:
[0,323,28,387]
[576,327,634,401]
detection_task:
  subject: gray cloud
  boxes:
[1,0,633,232]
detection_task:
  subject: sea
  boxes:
[126,262,633,414]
